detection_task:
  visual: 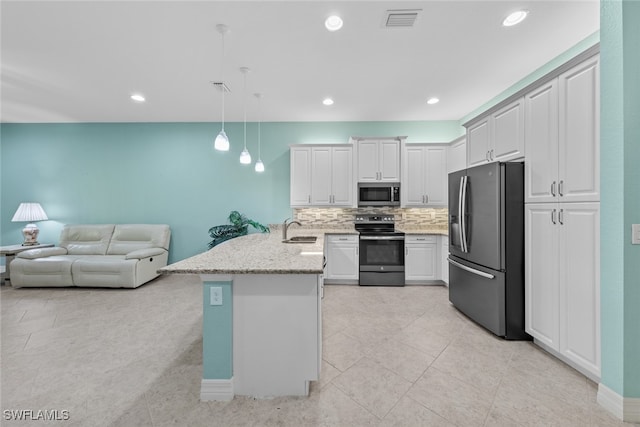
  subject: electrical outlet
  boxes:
[632,224,640,245]
[210,287,223,305]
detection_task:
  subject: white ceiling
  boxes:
[1,1,599,123]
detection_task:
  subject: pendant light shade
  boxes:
[214,24,230,152]
[254,93,265,173]
[239,67,251,165]
[214,130,229,151]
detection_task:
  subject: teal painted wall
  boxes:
[202,281,233,380]
[0,120,462,262]
[600,0,640,398]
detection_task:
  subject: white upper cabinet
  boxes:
[356,138,401,182]
[467,117,491,167]
[402,144,447,207]
[493,98,525,161]
[290,146,312,207]
[558,55,600,202]
[466,97,524,167]
[290,144,354,207]
[525,55,600,203]
[311,146,354,206]
[447,136,467,173]
[524,80,559,202]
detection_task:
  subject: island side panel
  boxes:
[233,274,321,398]
[201,277,234,401]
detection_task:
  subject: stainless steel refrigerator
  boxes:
[448,161,530,340]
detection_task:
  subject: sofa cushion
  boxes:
[71,256,137,288]
[59,224,115,255]
[17,247,68,259]
[107,224,171,255]
[10,256,82,288]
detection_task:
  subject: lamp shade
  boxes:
[12,203,48,222]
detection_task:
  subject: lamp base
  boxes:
[22,223,40,246]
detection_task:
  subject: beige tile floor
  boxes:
[1,274,637,427]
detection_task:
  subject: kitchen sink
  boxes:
[282,236,317,244]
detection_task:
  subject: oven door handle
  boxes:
[359,236,405,241]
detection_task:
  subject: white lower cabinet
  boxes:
[404,235,439,284]
[324,235,359,284]
[440,236,449,285]
[525,202,600,379]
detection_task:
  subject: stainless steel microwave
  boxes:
[357,183,401,207]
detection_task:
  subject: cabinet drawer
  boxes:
[327,234,358,244]
[405,235,437,244]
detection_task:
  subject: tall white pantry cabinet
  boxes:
[524,54,601,380]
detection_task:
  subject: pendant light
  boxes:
[214,24,230,151]
[254,93,265,173]
[239,67,252,165]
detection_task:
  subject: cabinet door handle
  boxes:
[559,209,564,225]
[308,195,311,203]
[559,180,564,197]
[551,181,557,197]
[490,149,494,161]
[486,151,490,161]
[551,209,557,224]
[425,194,429,204]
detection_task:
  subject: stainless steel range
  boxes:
[354,214,405,286]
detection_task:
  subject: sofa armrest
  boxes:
[16,247,68,259]
[125,248,166,260]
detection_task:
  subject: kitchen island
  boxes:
[158,228,354,401]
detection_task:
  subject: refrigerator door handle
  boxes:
[448,257,495,279]
[460,175,469,253]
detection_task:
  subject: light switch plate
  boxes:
[632,224,640,245]
[210,287,223,305]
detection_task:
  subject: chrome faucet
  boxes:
[282,218,302,240]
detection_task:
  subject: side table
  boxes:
[1,244,54,286]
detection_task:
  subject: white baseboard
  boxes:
[200,378,234,401]
[597,383,640,422]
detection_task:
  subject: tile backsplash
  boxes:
[293,207,448,229]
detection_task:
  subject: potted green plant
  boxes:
[208,211,269,249]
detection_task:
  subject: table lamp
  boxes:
[11,202,49,246]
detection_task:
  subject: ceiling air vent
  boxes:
[383,9,421,28]
[210,81,230,92]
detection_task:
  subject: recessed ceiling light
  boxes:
[130,94,146,102]
[502,10,528,27]
[325,15,343,31]
[427,97,439,105]
[323,98,334,106]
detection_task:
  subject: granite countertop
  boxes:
[159,228,355,276]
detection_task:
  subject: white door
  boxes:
[467,117,490,167]
[379,140,400,182]
[447,137,467,173]
[424,146,447,205]
[525,203,560,350]
[403,145,426,206]
[357,140,379,182]
[326,242,358,280]
[310,147,332,205]
[331,147,353,206]
[558,55,600,203]
[524,80,559,203]
[558,202,600,377]
[290,147,311,206]
[492,97,524,162]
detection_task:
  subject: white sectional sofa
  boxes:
[10,224,171,289]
